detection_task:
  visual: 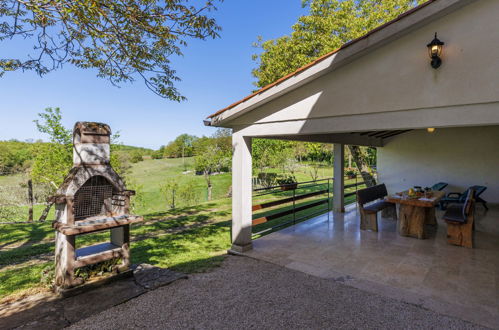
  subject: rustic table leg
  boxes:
[399,205,426,239]
[425,207,438,226]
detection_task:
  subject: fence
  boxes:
[249,173,375,238]
[0,180,52,222]
[252,178,332,237]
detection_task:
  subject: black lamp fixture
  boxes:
[427,32,444,69]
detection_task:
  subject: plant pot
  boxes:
[347,174,356,179]
[280,183,298,191]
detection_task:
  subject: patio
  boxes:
[203,1,499,328]
[243,204,499,328]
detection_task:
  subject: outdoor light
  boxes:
[427,32,444,69]
[427,128,436,133]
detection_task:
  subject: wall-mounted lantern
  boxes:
[427,33,444,69]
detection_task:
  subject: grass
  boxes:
[0,198,232,298]
[0,157,359,300]
[126,157,232,215]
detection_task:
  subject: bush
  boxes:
[130,151,144,163]
[151,150,163,159]
[277,174,297,185]
[257,172,278,188]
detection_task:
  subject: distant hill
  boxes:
[0,140,154,175]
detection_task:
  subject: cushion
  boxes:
[443,205,466,223]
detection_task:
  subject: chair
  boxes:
[440,185,487,210]
[356,184,397,232]
[443,189,475,248]
[431,182,448,191]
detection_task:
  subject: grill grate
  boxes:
[74,176,113,220]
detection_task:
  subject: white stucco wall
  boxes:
[378,126,499,233]
[227,0,499,134]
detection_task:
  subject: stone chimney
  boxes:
[73,122,111,166]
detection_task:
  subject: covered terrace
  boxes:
[204,0,499,327]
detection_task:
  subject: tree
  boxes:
[164,134,198,159]
[0,1,222,100]
[130,150,144,163]
[194,131,231,201]
[31,108,72,220]
[31,108,72,190]
[252,0,424,186]
[252,139,293,174]
[160,177,180,209]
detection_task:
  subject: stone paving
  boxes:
[244,205,499,328]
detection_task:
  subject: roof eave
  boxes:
[205,0,474,128]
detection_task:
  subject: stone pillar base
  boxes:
[229,243,253,254]
[333,206,345,213]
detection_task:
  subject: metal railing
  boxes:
[251,178,332,237]
[228,172,377,240]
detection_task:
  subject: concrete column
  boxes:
[333,143,345,212]
[231,132,253,252]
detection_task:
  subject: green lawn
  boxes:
[0,198,232,299]
[125,157,232,215]
[0,157,363,300]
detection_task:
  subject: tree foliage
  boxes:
[251,0,423,185]
[0,140,35,175]
[194,129,231,200]
[163,134,198,158]
[252,0,425,88]
[31,108,72,189]
[0,0,222,100]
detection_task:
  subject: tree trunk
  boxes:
[27,180,34,222]
[39,202,53,222]
[347,145,376,187]
[207,184,212,201]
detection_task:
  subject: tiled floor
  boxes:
[245,204,499,327]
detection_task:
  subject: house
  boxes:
[205,0,498,250]
[204,0,499,325]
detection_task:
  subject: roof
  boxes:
[206,0,440,122]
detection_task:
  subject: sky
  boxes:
[0,1,307,149]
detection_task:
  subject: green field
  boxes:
[0,157,366,301]
[128,157,232,215]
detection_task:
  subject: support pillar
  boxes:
[333,143,345,212]
[230,132,253,252]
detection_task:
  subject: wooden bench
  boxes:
[356,184,397,232]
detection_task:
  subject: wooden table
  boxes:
[386,191,445,239]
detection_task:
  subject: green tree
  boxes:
[160,177,180,209]
[194,131,231,201]
[178,180,198,207]
[0,1,222,100]
[253,0,424,87]
[164,134,198,160]
[252,0,424,186]
[252,139,293,174]
[31,108,72,190]
[130,150,144,164]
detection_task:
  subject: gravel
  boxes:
[70,255,484,330]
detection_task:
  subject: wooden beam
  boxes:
[252,199,329,226]
[261,133,383,147]
[252,189,328,211]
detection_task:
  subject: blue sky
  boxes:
[0,1,306,149]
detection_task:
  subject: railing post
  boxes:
[327,179,331,211]
[292,188,296,225]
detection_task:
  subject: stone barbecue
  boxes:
[51,122,143,289]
